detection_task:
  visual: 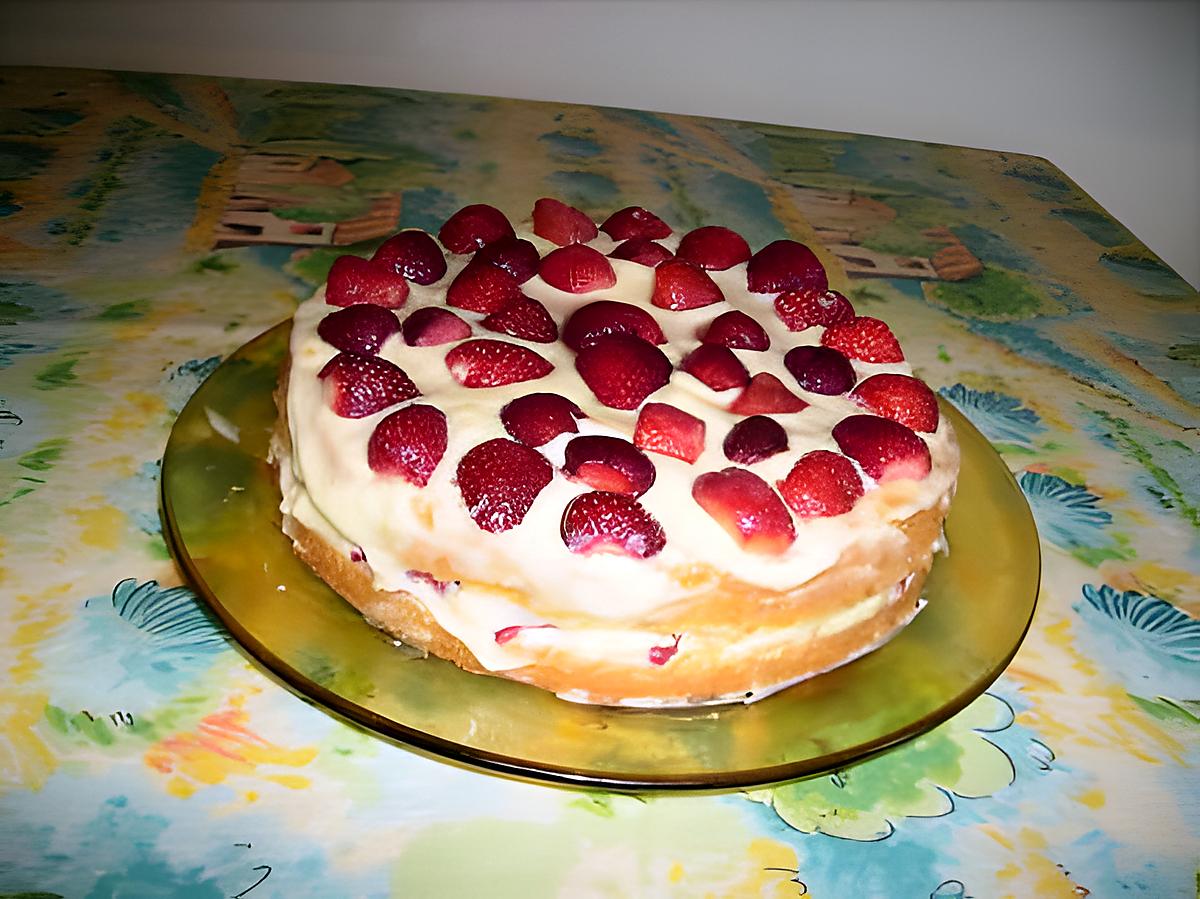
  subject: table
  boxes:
[1,66,1197,897]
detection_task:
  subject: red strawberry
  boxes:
[500,393,585,447]
[692,468,795,554]
[477,236,540,283]
[609,238,674,267]
[728,373,808,415]
[560,491,666,558]
[408,569,450,593]
[318,352,420,418]
[446,260,523,314]
[575,335,672,409]
[634,403,706,463]
[539,244,617,293]
[774,288,855,331]
[494,623,557,645]
[820,317,904,364]
[562,300,666,350]
[746,240,827,295]
[325,256,410,308]
[777,450,865,518]
[679,344,749,391]
[850,374,940,433]
[723,416,788,464]
[482,295,558,343]
[317,304,400,355]
[648,633,682,666]
[457,438,553,532]
[532,197,598,245]
[563,435,656,496]
[438,203,515,254]
[445,339,554,387]
[600,206,672,241]
[371,230,447,285]
[675,226,751,271]
[700,310,770,351]
[402,307,472,346]
[367,404,448,486]
[832,415,931,482]
[651,259,724,310]
[784,345,856,395]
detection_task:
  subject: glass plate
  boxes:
[161,322,1039,791]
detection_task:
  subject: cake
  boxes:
[272,198,959,707]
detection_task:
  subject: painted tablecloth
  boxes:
[0,67,1197,897]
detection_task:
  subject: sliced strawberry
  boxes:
[563,435,656,496]
[784,345,856,395]
[609,238,674,267]
[832,414,931,482]
[560,491,666,558]
[445,339,554,387]
[367,404,448,486]
[746,240,827,295]
[774,287,854,331]
[446,259,523,314]
[600,205,673,241]
[648,633,682,666]
[728,373,808,415]
[318,352,420,418]
[820,317,904,364]
[562,300,666,350]
[408,569,451,593]
[500,393,585,447]
[634,402,706,463]
[532,197,598,246]
[457,438,554,533]
[851,374,940,433]
[723,416,788,464]
[651,259,724,310]
[539,244,617,293]
[477,236,540,283]
[679,344,749,391]
[402,306,472,346]
[371,230,447,285]
[438,203,515,254]
[494,623,557,645]
[675,226,751,271]
[317,304,401,355]
[482,295,558,343]
[575,335,672,409]
[325,255,410,308]
[777,450,865,518]
[700,310,769,351]
[692,468,795,554]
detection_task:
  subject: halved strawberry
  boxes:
[774,288,855,331]
[445,339,554,387]
[784,345,856,395]
[372,230,447,285]
[532,197,598,245]
[562,300,666,350]
[482,295,558,343]
[746,240,828,295]
[575,334,672,409]
[402,307,472,346]
[777,450,864,518]
[692,468,795,554]
[477,236,540,283]
[651,259,724,310]
[634,402,706,463]
[850,374,940,433]
[325,256,410,308]
[832,414,931,482]
[820,317,904,364]
[367,404,448,486]
[438,203,515,254]
[723,416,788,464]
[318,352,420,418]
[563,435,656,496]
[600,206,672,241]
[675,226,751,271]
[456,438,553,532]
[609,238,674,267]
[446,260,523,314]
[539,244,617,293]
[679,344,749,391]
[700,310,770,351]
[317,304,401,355]
[500,393,585,447]
[728,373,808,415]
[560,491,666,558]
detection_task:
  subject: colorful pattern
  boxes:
[1,66,1197,896]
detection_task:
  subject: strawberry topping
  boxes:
[784,345,857,395]
[367,404,448,486]
[539,244,617,293]
[833,415,932,483]
[438,203,515,254]
[445,339,554,387]
[675,226,751,271]
[476,236,540,283]
[401,307,472,346]
[777,450,865,518]
[372,230,447,285]
[723,415,788,464]
[575,335,672,409]
[318,352,420,418]
[560,491,666,558]
[456,438,554,532]
[446,259,523,314]
[501,393,585,447]
[746,240,828,295]
[774,288,855,331]
[494,623,557,645]
[634,402,706,463]
[679,344,749,391]
[820,317,904,364]
[482,295,559,343]
[692,468,796,554]
[317,304,401,355]
[651,259,725,310]
[648,633,682,666]
[563,435,656,496]
[700,310,770,351]
[851,374,940,433]
[532,197,598,245]
[325,255,410,309]
[728,373,808,415]
[562,300,666,350]
[609,238,674,267]
[600,206,673,240]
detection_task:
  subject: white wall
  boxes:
[1,0,1196,288]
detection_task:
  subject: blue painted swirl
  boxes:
[1018,471,1112,548]
[1081,584,1200,663]
[939,383,1045,444]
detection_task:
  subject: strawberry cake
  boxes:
[272,198,959,707]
